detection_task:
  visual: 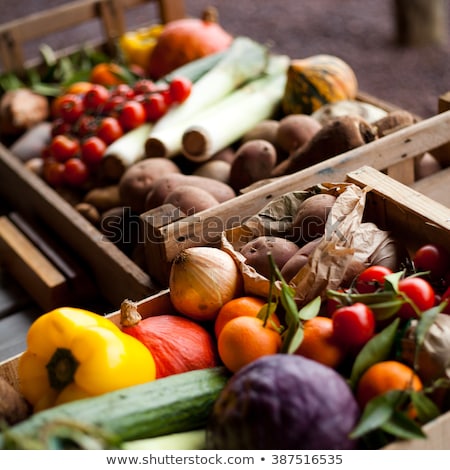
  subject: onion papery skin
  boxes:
[169,247,242,321]
[122,314,219,379]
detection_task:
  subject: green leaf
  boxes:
[368,299,404,321]
[286,326,304,354]
[410,391,440,424]
[349,318,400,388]
[298,296,321,321]
[381,409,426,440]
[384,271,405,293]
[415,306,439,348]
[349,394,396,439]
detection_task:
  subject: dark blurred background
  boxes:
[1,0,449,117]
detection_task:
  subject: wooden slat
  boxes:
[412,166,450,207]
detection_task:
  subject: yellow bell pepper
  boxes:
[119,25,164,69]
[18,307,156,412]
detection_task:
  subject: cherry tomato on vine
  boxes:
[332,302,375,352]
[169,76,192,103]
[42,159,66,187]
[56,93,85,124]
[397,276,436,319]
[102,95,127,117]
[133,79,157,95]
[138,93,168,122]
[413,243,450,281]
[96,117,124,144]
[111,83,135,100]
[355,265,393,294]
[49,134,80,162]
[63,158,89,187]
[83,84,110,113]
[81,136,107,167]
[117,100,146,131]
[76,115,98,138]
[51,118,72,137]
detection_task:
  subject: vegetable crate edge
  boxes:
[1,165,450,450]
[142,110,450,287]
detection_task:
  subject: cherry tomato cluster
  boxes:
[325,243,450,350]
[42,76,192,188]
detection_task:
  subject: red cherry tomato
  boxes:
[49,134,80,162]
[111,83,135,99]
[139,93,168,122]
[169,76,192,103]
[355,265,393,293]
[397,277,436,319]
[81,136,107,167]
[442,287,450,315]
[56,94,85,124]
[102,95,127,117]
[133,79,158,95]
[76,115,99,138]
[42,159,66,187]
[63,158,89,186]
[413,243,450,280]
[51,118,72,137]
[117,100,146,131]
[96,117,124,145]
[332,302,375,352]
[83,84,110,112]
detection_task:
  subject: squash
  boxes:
[281,54,358,115]
[147,7,233,80]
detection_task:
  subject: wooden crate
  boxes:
[142,110,450,286]
[0,0,186,306]
[1,166,450,449]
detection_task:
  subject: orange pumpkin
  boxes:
[147,7,233,80]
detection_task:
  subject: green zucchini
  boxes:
[1,367,230,450]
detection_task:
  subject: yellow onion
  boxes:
[169,247,242,321]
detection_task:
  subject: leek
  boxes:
[122,429,206,450]
[181,55,290,162]
[145,36,270,158]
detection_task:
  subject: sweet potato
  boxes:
[276,114,322,154]
[0,376,31,425]
[280,238,322,283]
[163,185,220,215]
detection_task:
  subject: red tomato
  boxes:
[332,302,375,352]
[139,93,168,122]
[76,115,99,138]
[397,277,436,319]
[42,159,66,187]
[413,244,450,280]
[56,94,85,124]
[102,95,127,117]
[111,83,135,99]
[83,84,110,112]
[133,79,158,95]
[355,266,393,293]
[117,100,146,131]
[49,135,80,162]
[81,136,107,167]
[96,117,124,144]
[51,118,72,137]
[169,76,192,103]
[63,158,89,186]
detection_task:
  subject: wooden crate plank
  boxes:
[412,166,450,207]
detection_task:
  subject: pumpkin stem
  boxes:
[202,6,219,23]
[120,299,142,327]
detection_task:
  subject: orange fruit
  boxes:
[294,316,346,369]
[89,63,127,86]
[217,316,282,373]
[356,360,423,409]
[65,81,94,95]
[214,296,279,339]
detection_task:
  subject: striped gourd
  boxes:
[282,54,358,115]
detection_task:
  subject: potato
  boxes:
[228,139,277,192]
[276,114,322,154]
[163,184,220,215]
[242,119,280,146]
[193,160,231,183]
[84,185,121,212]
[240,235,300,279]
[210,146,237,164]
[0,376,31,425]
[75,202,101,225]
[118,158,181,213]
[280,238,322,283]
[144,173,235,211]
[291,193,337,244]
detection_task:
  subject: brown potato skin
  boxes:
[228,139,277,192]
[291,194,337,244]
[118,158,181,213]
[163,184,220,215]
[276,114,322,154]
[144,173,235,211]
[280,238,322,283]
[240,235,300,279]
